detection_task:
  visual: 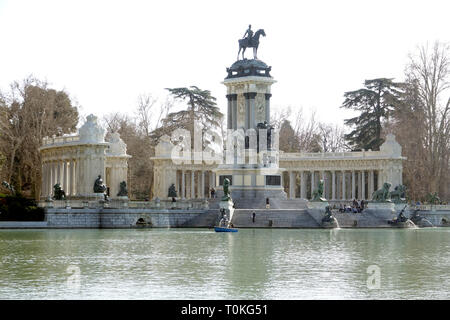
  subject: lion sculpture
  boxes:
[372,182,391,202]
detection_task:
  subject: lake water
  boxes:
[0,228,449,299]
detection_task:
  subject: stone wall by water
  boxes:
[1,207,450,229]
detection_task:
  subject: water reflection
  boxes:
[0,228,449,299]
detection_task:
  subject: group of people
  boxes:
[337,199,366,213]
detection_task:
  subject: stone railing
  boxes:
[280,149,389,160]
[42,135,80,146]
[38,198,210,210]
[414,204,450,211]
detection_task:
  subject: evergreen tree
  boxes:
[279,120,300,152]
[152,86,223,145]
[341,78,403,151]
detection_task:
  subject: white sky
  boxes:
[0,0,449,127]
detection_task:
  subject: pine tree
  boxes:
[152,86,223,145]
[341,78,403,151]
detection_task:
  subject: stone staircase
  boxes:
[231,209,320,228]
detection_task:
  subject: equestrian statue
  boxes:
[237,24,266,60]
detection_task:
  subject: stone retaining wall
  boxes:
[1,207,449,229]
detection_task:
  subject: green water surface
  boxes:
[0,228,449,299]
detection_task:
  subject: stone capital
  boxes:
[243,92,257,99]
[226,93,237,101]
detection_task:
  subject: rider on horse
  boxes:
[242,24,253,46]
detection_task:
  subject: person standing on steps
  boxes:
[252,211,256,223]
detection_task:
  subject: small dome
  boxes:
[226,59,271,79]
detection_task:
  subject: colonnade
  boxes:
[176,169,216,199]
[41,159,77,198]
[286,169,380,201]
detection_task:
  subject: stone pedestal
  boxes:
[394,203,408,212]
[366,201,396,220]
[307,201,329,210]
[219,199,235,225]
[368,202,395,210]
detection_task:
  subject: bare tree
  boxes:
[392,41,450,200]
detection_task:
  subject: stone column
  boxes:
[332,171,336,200]
[52,161,58,194]
[69,160,74,196]
[62,160,68,193]
[191,170,195,199]
[226,94,233,130]
[351,170,356,200]
[265,93,272,124]
[46,162,50,196]
[321,171,326,199]
[300,171,306,199]
[310,171,315,199]
[231,94,237,130]
[361,170,366,200]
[41,162,46,197]
[341,170,346,200]
[55,161,60,185]
[201,171,205,198]
[289,171,295,199]
[181,170,185,199]
[244,92,257,129]
[369,170,374,198]
[175,169,179,197]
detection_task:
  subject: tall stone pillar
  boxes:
[62,161,68,193]
[46,162,51,196]
[191,170,195,199]
[41,162,46,197]
[351,170,356,200]
[321,171,326,199]
[226,94,233,129]
[265,94,272,124]
[69,160,75,196]
[361,170,366,200]
[201,171,205,198]
[181,170,185,199]
[244,92,257,129]
[289,171,295,199]
[332,171,336,200]
[369,170,374,198]
[341,170,346,200]
[311,171,315,199]
[231,95,237,130]
[52,162,58,194]
[300,171,306,199]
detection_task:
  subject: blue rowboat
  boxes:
[214,226,238,232]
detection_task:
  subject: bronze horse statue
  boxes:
[237,29,266,60]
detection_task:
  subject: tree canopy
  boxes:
[341,78,403,151]
[0,77,78,198]
[152,86,223,144]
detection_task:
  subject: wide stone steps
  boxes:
[231,209,320,228]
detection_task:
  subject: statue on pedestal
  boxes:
[53,183,66,200]
[117,181,128,197]
[312,180,326,202]
[390,184,406,203]
[237,26,266,60]
[372,182,391,202]
[168,183,177,202]
[93,175,107,193]
[221,178,232,202]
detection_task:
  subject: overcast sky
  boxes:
[0,0,449,128]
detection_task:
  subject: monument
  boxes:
[215,25,287,201]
